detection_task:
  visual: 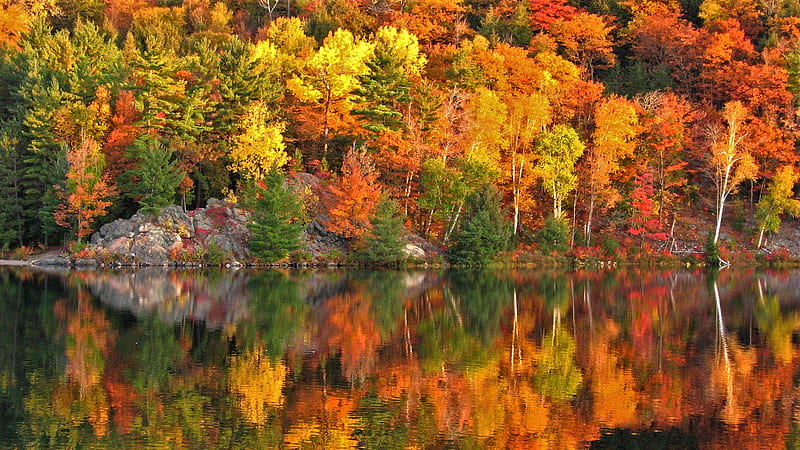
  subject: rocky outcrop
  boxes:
[81,173,443,266]
[88,199,251,265]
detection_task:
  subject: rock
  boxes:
[403,234,442,260]
[92,219,136,244]
[129,230,182,265]
[74,258,99,267]
[88,199,252,264]
[192,199,251,260]
[403,243,426,259]
[32,256,71,266]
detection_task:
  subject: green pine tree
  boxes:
[123,137,185,216]
[245,170,306,262]
[0,124,26,249]
[353,194,406,264]
[450,184,512,266]
[351,43,411,135]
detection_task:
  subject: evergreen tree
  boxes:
[450,184,512,265]
[0,123,25,249]
[245,170,305,262]
[353,195,406,264]
[352,43,410,134]
[123,137,185,216]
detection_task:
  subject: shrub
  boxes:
[536,216,570,254]
[10,245,33,260]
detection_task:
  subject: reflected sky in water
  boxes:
[1,267,800,448]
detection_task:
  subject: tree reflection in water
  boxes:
[0,267,799,447]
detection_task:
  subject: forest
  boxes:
[2,0,800,263]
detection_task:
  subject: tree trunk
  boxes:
[585,192,595,246]
[570,192,578,249]
[714,198,725,245]
[443,201,463,244]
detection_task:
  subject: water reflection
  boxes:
[1,268,800,447]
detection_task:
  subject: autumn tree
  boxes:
[228,101,288,181]
[583,95,639,245]
[534,124,585,220]
[635,91,692,224]
[323,148,382,239]
[499,92,551,235]
[54,135,116,241]
[755,165,800,249]
[706,101,757,247]
[288,28,372,156]
[548,12,616,80]
[624,4,701,92]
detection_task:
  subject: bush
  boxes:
[705,232,720,265]
[9,245,33,260]
[536,216,570,254]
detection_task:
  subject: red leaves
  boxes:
[322,149,382,239]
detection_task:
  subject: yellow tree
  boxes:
[466,87,507,177]
[287,28,373,156]
[228,347,287,425]
[707,100,757,246]
[504,92,551,235]
[584,96,639,245]
[534,125,585,220]
[228,101,288,181]
[755,165,800,248]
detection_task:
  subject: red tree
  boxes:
[323,149,382,238]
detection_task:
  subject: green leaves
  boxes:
[450,185,511,266]
[245,170,305,262]
[123,138,185,216]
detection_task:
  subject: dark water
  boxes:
[1,267,800,448]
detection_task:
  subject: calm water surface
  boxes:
[1,267,800,448]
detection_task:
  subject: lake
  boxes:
[1,266,799,448]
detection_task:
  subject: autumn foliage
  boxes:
[322,149,382,239]
[2,0,800,257]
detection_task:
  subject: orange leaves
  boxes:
[0,3,29,49]
[549,12,616,79]
[322,149,382,239]
[55,135,117,240]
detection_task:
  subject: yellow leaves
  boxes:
[549,12,617,75]
[228,101,288,180]
[306,29,372,99]
[0,3,29,49]
[466,87,507,174]
[228,348,287,425]
[286,76,322,102]
[374,26,427,77]
[254,17,315,77]
[590,355,639,428]
[587,95,640,206]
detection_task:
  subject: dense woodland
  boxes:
[3,0,800,262]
